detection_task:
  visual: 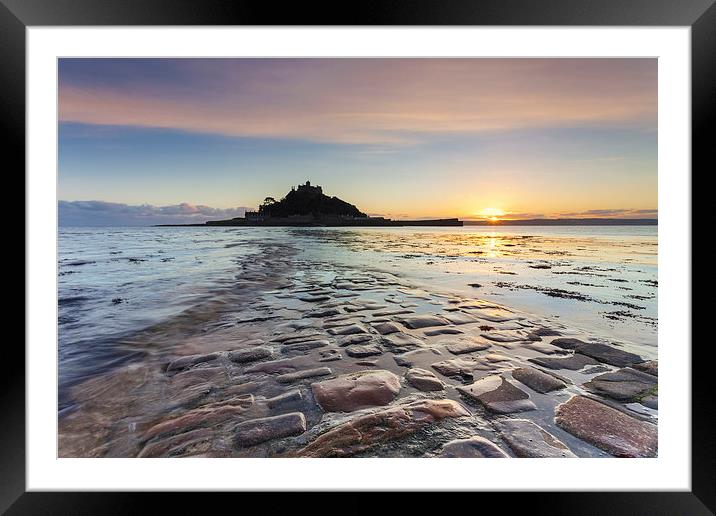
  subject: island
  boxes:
[157,181,463,227]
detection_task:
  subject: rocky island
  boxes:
[158,181,462,227]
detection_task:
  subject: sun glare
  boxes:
[479,207,505,220]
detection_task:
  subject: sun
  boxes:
[478,207,506,220]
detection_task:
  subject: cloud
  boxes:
[555,208,658,219]
[59,58,657,145]
[59,200,252,226]
[462,208,657,221]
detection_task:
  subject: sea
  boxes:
[58,225,657,406]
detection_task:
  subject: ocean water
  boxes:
[58,225,657,402]
[293,226,658,349]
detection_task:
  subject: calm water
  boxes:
[58,225,657,399]
[294,226,658,348]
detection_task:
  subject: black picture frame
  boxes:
[6,0,711,512]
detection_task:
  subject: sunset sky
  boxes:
[58,58,657,225]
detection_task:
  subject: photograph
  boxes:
[56,57,660,459]
[3,0,709,505]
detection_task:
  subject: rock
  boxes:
[166,382,213,409]
[222,381,262,397]
[397,314,450,329]
[381,332,425,351]
[324,318,356,329]
[337,334,373,346]
[550,338,589,349]
[530,327,562,337]
[165,352,220,374]
[445,339,490,355]
[573,343,643,367]
[328,324,368,336]
[271,331,323,344]
[525,341,570,355]
[424,328,463,336]
[298,295,331,302]
[405,368,445,391]
[305,308,341,318]
[317,349,342,362]
[438,436,508,458]
[512,367,566,393]
[281,339,329,353]
[529,353,600,371]
[228,347,272,364]
[497,419,576,458]
[373,322,401,335]
[481,332,524,343]
[641,395,658,409]
[276,367,333,383]
[551,339,643,367]
[431,357,479,382]
[442,312,480,325]
[345,344,383,358]
[295,399,470,457]
[484,353,510,363]
[171,366,227,388]
[373,309,414,317]
[393,347,442,367]
[583,367,657,402]
[633,360,658,376]
[138,427,213,458]
[457,375,536,414]
[555,396,657,457]
[265,389,304,409]
[344,302,387,313]
[143,395,254,441]
[245,356,312,374]
[234,412,307,447]
[311,370,400,412]
[582,365,611,375]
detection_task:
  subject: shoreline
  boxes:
[156,218,463,227]
[59,237,658,459]
[152,219,658,228]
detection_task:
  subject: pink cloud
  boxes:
[59,58,657,145]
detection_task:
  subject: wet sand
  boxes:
[59,239,658,458]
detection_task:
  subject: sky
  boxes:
[58,58,657,226]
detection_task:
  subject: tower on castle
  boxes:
[296,180,322,194]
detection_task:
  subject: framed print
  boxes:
[7,0,713,512]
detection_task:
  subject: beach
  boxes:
[58,226,658,458]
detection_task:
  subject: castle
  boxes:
[245,181,325,221]
[294,181,322,195]
[177,180,463,227]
